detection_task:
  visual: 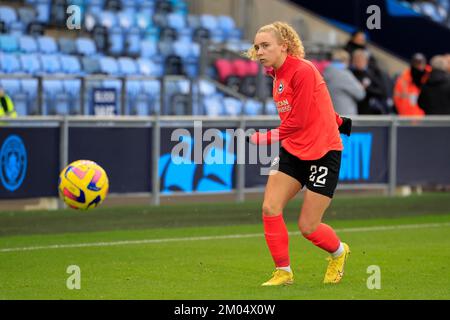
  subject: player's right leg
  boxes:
[261,170,301,286]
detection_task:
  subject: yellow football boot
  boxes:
[261,269,294,286]
[323,243,351,284]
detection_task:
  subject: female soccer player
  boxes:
[247,22,352,286]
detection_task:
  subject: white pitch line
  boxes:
[1,222,450,253]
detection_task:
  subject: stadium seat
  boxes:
[59,55,82,75]
[244,99,263,115]
[167,12,186,30]
[108,27,125,56]
[81,56,101,74]
[125,27,141,57]
[203,94,224,116]
[40,54,62,74]
[223,97,243,116]
[21,78,39,114]
[0,78,21,95]
[17,7,36,27]
[19,35,38,53]
[92,25,108,53]
[118,57,138,75]
[9,21,25,36]
[200,14,225,43]
[76,37,97,56]
[63,79,82,114]
[140,39,158,58]
[142,80,161,115]
[170,93,190,115]
[118,10,135,30]
[58,37,77,54]
[35,0,51,23]
[159,26,178,41]
[42,80,70,115]
[0,54,21,73]
[0,6,17,26]
[37,36,58,54]
[217,15,242,41]
[99,56,119,75]
[20,53,41,74]
[0,35,19,52]
[99,10,117,29]
[155,0,173,14]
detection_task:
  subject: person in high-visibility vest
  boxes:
[393,53,431,116]
[0,87,17,118]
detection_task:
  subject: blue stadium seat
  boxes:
[139,0,155,16]
[137,58,160,76]
[21,78,39,114]
[101,79,122,114]
[118,57,139,75]
[0,78,21,95]
[172,40,200,77]
[217,15,242,41]
[18,7,36,27]
[40,54,62,74]
[108,27,125,56]
[58,37,77,54]
[167,12,186,30]
[265,99,277,115]
[244,99,263,115]
[76,37,97,56]
[20,54,41,74]
[141,79,161,114]
[203,94,224,116]
[9,21,25,36]
[125,80,150,115]
[0,6,17,26]
[19,35,38,53]
[42,79,70,115]
[125,27,141,56]
[136,12,152,30]
[99,10,117,29]
[99,56,119,75]
[35,0,51,23]
[158,40,174,57]
[63,79,82,114]
[223,97,243,116]
[0,54,21,73]
[59,55,82,75]
[37,36,58,54]
[200,14,225,43]
[118,10,135,30]
[140,40,158,58]
[81,56,101,74]
[0,35,19,52]
[86,0,104,15]
[198,79,216,96]
[144,25,160,42]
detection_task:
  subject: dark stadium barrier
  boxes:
[0,116,449,206]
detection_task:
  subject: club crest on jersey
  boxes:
[277,81,284,93]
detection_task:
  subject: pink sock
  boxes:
[263,214,290,267]
[303,223,340,253]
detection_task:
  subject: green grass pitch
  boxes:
[1,192,450,300]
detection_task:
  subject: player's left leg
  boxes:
[298,191,350,284]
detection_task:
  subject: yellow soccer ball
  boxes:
[58,160,109,210]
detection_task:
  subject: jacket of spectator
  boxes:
[0,89,17,118]
[418,56,450,114]
[324,61,365,115]
[393,53,431,116]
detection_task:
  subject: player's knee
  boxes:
[262,202,282,216]
[298,220,318,236]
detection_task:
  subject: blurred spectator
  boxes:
[0,87,17,118]
[418,55,450,114]
[323,49,365,115]
[393,53,431,116]
[350,49,389,114]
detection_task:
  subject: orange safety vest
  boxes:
[393,66,431,116]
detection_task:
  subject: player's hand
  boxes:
[339,117,352,136]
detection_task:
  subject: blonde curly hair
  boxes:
[246,21,305,60]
